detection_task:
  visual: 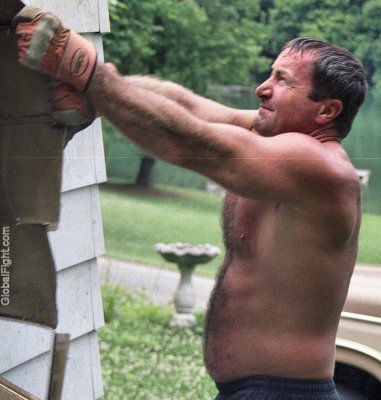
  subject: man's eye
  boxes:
[274,73,286,82]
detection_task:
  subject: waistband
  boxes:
[216,375,337,396]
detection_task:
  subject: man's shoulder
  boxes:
[275,133,357,177]
[278,134,360,221]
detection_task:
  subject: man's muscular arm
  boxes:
[124,74,256,129]
[87,64,355,212]
[87,62,360,234]
[87,64,238,164]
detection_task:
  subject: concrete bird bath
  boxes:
[155,242,220,327]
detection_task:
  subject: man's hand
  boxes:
[50,80,95,128]
[12,6,97,92]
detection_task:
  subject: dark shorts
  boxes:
[214,375,340,400]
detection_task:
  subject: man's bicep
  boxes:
[198,132,337,207]
[177,123,286,199]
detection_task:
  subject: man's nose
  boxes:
[255,79,272,98]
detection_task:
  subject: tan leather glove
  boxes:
[12,6,97,92]
[50,80,95,127]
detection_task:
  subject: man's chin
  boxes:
[252,122,274,137]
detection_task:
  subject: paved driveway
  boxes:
[98,256,215,311]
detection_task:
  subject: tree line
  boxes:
[103,0,381,95]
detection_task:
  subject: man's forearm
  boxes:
[86,63,234,165]
[124,75,192,108]
[123,75,254,127]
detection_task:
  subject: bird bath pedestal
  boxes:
[155,243,220,328]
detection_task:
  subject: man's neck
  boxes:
[310,127,341,144]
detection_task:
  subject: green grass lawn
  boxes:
[100,184,381,275]
[357,213,381,264]
[100,184,224,277]
[99,285,216,400]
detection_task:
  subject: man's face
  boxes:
[253,49,322,137]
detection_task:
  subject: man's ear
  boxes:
[316,99,343,125]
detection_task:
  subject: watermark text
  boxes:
[1,226,11,306]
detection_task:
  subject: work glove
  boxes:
[49,80,96,142]
[12,6,97,92]
[50,80,95,126]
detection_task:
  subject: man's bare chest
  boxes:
[222,192,277,249]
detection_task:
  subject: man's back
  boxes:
[204,150,361,383]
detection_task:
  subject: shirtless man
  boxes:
[13,7,367,399]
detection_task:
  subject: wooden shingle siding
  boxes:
[0,0,108,398]
[22,0,110,32]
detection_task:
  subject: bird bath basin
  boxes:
[155,242,220,327]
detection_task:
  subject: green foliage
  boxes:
[262,0,381,87]
[99,286,217,399]
[266,0,360,56]
[148,0,210,93]
[104,0,381,94]
[103,0,161,75]
[103,0,269,94]
[355,0,381,88]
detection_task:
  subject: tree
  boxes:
[103,0,161,76]
[355,0,381,89]
[265,0,361,56]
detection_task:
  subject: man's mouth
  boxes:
[260,104,273,112]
